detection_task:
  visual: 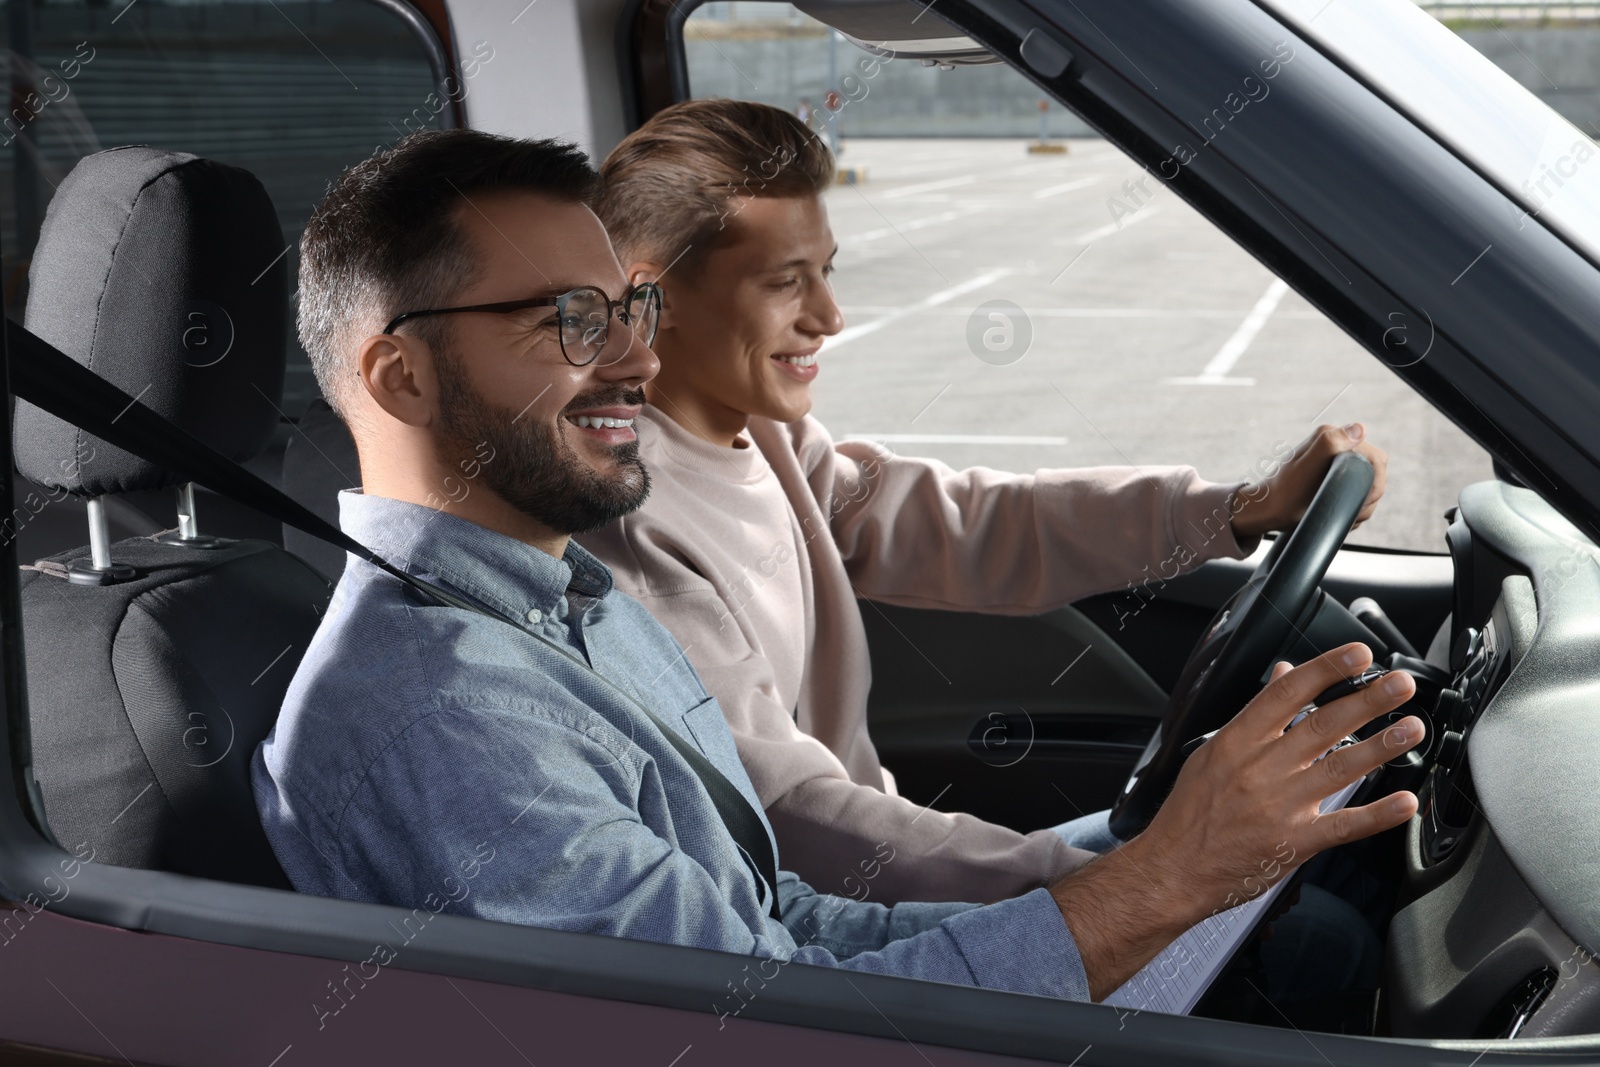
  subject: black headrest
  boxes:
[14,146,289,497]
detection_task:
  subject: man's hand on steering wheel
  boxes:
[1134,644,1421,906]
[1233,423,1389,539]
[1052,642,1424,1001]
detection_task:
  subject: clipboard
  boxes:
[1103,700,1375,1016]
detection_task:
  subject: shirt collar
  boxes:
[337,490,614,622]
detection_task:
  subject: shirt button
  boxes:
[526,608,543,625]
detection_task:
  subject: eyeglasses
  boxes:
[382,282,663,367]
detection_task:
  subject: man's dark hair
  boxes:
[299,129,599,418]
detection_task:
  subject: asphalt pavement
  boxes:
[811,137,1495,553]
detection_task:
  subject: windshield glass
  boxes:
[1263,0,1600,265]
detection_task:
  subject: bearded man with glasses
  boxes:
[253,129,1425,1007]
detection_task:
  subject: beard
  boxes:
[436,369,651,536]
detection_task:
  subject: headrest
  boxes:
[14,146,288,497]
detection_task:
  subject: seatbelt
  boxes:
[5,321,784,921]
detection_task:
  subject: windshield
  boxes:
[1263,0,1600,266]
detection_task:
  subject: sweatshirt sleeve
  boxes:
[803,425,1260,613]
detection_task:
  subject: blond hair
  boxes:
[598,98,834,273]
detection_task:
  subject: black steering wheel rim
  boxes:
[1107,451,1375,839]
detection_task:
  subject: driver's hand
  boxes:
[1051,642,1422,1000]
[1231,423,1388,539]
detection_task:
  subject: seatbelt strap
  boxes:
[6,320,784,921]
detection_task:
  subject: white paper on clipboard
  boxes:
[1102,774,1366,1016]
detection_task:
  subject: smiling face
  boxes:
[641,195,843,446]
[360,190,660,544]
[438,192,660,533]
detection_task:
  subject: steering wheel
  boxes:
[1107,452,1375,840]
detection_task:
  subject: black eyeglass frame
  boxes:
[381,282,663,367]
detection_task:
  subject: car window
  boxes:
[0,0,448,418]
[684,2,1495,552]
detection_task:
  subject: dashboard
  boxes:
[1386,482,1600,1038]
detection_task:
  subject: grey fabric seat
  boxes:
[12,146,330,888]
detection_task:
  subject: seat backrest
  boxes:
[11,146,327,888]
[20,540,328,886]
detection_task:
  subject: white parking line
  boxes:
[1003,160,1071,176]
[1033,307,1253,319]
[1032,175,1105,199]
[821,268,1012,351]
[1067,205,1162,245]
[841,204,987,245]
[1004,146,1117,173]
[837,306,1262,319]
[843,433,1069,445]
[1163,278,1289,386]
[878,158,980,179]
[881,174,977,198]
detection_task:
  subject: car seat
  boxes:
[11,146,331,888]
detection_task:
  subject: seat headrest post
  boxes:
[156,482,227,550]
[87,498,112,569]
[177,483,198,540]
[67,497,138,586]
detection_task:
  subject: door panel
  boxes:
[863,602,1164,832]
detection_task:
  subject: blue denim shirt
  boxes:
[252,490,1088,1000]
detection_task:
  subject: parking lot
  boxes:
[811,137,1495,553]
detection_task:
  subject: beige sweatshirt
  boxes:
[579,405,1254,905]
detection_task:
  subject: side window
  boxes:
[0,0,453,417]
[684,3,1494,552]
